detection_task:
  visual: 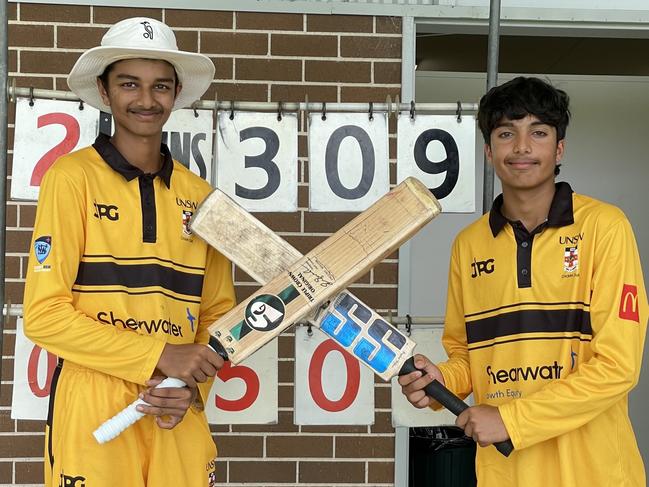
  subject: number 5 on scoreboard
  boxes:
[206,339,278,425]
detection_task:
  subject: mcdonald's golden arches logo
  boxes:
[618,284,639,323]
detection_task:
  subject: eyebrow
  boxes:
[495,120,551,129]
[114,74,175,83]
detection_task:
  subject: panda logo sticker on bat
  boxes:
[244,294,285,332]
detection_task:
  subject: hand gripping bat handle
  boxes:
[94,339,229,444]
[93,377,186,444]
[208,335,230,361]
[399,357,514,457]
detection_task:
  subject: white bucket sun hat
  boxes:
[67,17,215,112]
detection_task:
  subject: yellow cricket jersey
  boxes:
[437,182,647,486]
[23,134,235,487]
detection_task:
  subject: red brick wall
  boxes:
[3,4,403,485]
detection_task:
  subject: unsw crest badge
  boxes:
[182,210,193,238]
[564,246,578,272]
[34,236,52,264]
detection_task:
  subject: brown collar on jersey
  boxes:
[92,133,173,188]
[489,182,575,237]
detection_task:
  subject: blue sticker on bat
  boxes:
[320,292,407,373]
[353,319,407,373]
[320,304,361,347]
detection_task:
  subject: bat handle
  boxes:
[94,339,228,444]
[208,335,230,361]
[93,377,186,444]
[399,357,514,458]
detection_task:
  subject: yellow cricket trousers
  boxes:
[45,362,218,487]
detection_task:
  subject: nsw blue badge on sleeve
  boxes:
[34,236,52,264]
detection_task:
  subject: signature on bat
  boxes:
[301,257,335,287]
[345,223,384,254]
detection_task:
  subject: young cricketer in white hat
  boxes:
[24,17,235,487]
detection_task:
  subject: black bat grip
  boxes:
[399,356,514,457]
[208,336,230,361]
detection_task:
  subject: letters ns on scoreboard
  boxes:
[162,131,208,179]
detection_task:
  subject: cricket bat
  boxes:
[202,177,440,364]
[191,177,514,457]
[94,177,440,443]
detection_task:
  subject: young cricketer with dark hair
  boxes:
[400,76,647,486]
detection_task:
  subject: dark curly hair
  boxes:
[477,76,570,145]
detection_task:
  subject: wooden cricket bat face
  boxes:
[197,177,440,365]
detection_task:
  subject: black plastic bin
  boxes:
[409,426,477,487]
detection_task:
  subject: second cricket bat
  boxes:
[192,177,515,457]
[200,177,440,364]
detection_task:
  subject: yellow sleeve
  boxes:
[194,245,236,406]
[23,163,165,385]
[499,217,647,449]
[435,237,473,407]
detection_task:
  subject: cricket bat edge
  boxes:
[402,177,442,215]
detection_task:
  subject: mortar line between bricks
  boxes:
[232,55,401,62]
[11,76,400,86]
[265,81,402,87]
[251,79,401,87]
[12,51,400,63]
[198,28,402,37]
